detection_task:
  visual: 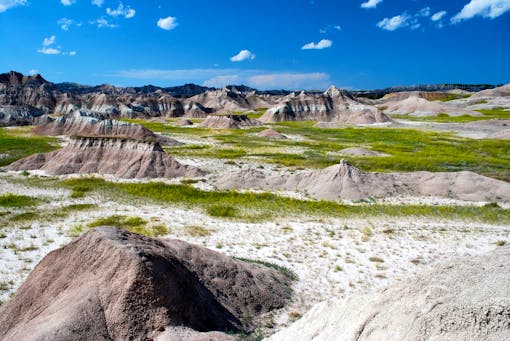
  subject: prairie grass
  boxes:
[0,127,58,166]
[235,257,298,280]
[58,178,510,224]
[392,108,510,123]
[0,194,39,207]
[88,215,169,237]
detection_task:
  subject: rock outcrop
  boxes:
[260,86,390,124]
[269,244,510,341]
[6,136,203,179]
[256,128,287,139]
[471,83,510,98]
[216,159,510,202]
[200,114,262,129]
[32,112,181,146]
[0,227,292,340]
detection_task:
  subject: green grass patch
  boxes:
[56,178,510,224]
[0,194,39,207]
[437,93,471,102]
[206,204,238,218]
[0,127,58,166]
[88,215,169,237]
[392,108,510,123]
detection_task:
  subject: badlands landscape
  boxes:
[0,70,509,340]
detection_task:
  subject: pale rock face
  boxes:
[269,245,510,341]
[216,159,510,202]
[260,86,390,124]
[6,136,203,179]
[200,114,262,129]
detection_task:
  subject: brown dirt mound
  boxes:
[256,128,287,139]
[337,147,387,156]
[33,112,181,146]
[6,136,204,179]
[0,227,292,340]
[200,114,262,129]
[270,245,510,341]
[216,159,510,202]
[176,118,194,126]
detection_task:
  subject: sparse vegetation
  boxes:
[0,194,38,207]
[236,257,297,281]
[87,215,169,237]
[0,127,58,167]
[184,225,213,237]
[369,256,384,263]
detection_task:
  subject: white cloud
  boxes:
[320,24,342,33]
[60,0,76,6]
[361,0,383,9]
[431,11,447,21]
[377,14,411,31]
[203,75,240,88]
[451,0,510,23]
[90,17,118,28]
[37,35,75,56]
[58,18,81,31]
[38,47,61,55]
[248,73,330,90]
[28,69,38,76]
[42,35,56,47]
[230,50,256,62]
[157,16,178,30]
[107,2,135,19]
[92,0,104,6]
[301,39,332,50]
[0,0,27,13]
[418,7,431,17]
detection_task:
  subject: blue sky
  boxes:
[1,0,509,90]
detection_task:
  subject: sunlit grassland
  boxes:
[0,127,59,166]
[392,108,510,123]
[58,177,510,224]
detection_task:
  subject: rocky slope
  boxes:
[200,114,262,129]
[269,244,510,341]
[0,227,291,340]
[260,86,390,124]
[6,136,203,178]
[32,112,180,146]
[216,159,510,202]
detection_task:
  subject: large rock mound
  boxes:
[32,112,180,146]
[0,227,292,340]
[256,128,287,139]
[216,159,510,202]
[260,86,390,124]
[269,245,510,341]
[200,114,262,129]
[6,136,203,179]
[380,93,479,117]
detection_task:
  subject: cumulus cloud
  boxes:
[418,7,431,17]
[361,0,383,9]
[37,35,75,55]
[377,14,411,31]
[301,39,332,50]
[0,0,27,13]
[28,69,38,76]
[60,0,76,6]
[230,50,256,62]
[157,16,178,30]
[90,17,118,28]
[431,11,447,21]
[92,0,104,6]
[451,0,510,23]
[107,2,135,19]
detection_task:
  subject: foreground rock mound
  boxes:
[200,114,262,129]
[260,86,390,124]
[270,245,510,341]
[0,227,292,340]
[33,112,181,146]
[256,128,287,139]
[6,136,203,179]
[217,159,510,202]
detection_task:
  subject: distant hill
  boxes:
[352,84,500,99]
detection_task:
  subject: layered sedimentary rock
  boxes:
[216,159,510,202]
[269,245,510,341]
[32,112,180,146]
[200,114,262,129]
[0,227,292,340]
[6,136,203,179]
[260,86,390,124]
